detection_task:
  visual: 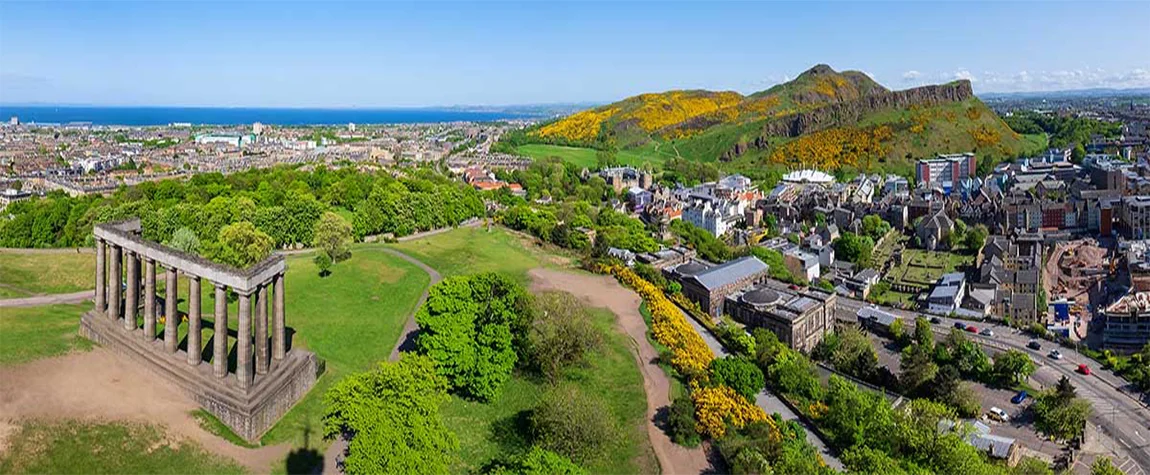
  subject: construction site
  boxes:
[1043,239,1111,338]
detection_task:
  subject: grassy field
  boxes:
[514,143,673,169]
[388,226,563,283]
[0,303,92,365]
[440,307,657,474]
[887,246,974,289]
[0,250,95,298]
[0,420,244,474]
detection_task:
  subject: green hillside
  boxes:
[497,64,1044,179]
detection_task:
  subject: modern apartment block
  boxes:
[916,152,976,192]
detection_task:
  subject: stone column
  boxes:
[213,283,229,379]
[255,284,269,374]
[273,273,286,360]
[236,292,253,390]
[124,251,138,330]
[108,245,121,321]
[144,259,156,340]
[164,267,179,353]
[95,239,106,313]
[187,277,202,365]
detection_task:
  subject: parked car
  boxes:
[1048,350,1063,360]
[989,407,1010,422]
[979,328,994,337]
[954,322,967,330]
[789,284,800,290]
[1027,340,1042,350]
[930,316,942,324]
[966,325,978,333]
[1011,390,1029,404]
[1077,364,1091,375]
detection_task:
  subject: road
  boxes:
[835,294,1150,473]
[681,308,845,471]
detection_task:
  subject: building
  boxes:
[1119,196,1150,239]
[781,169,835,185]
[348,122,356,132]
[8,116,18,126]
[928,272,967,314]
[725,285,836,353]
[938,420,1023,466]
[195,134,256,148]
[252,122,264,135]
[1102,292,1150,353]
[627,186,653,210]
[1038,147,1072,163]
[666,257,771,317]
[783,249,820,282]
[635,246,696,269]
[600,166,652,193]
[682,199,741,237]
[857,306,903,336]
[916,153,976,192]
[916,209,955,251]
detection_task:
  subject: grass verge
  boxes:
[0,303,92,365]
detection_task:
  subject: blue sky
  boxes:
[1,1,1147,108]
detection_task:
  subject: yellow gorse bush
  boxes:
[768,125,893,170]
[608,265,714,376]
[691,381,770,438]
[534,107,619,141]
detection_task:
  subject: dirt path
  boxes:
[0,290,93,307]
[527,267,711,475]
[0,347,291,473]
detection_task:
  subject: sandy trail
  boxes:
[528,267,711,475]
[0,347,290,473]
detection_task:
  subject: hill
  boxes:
[500,64,1043,179]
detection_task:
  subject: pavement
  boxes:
[0,289,93,307]
[681,307,846,471]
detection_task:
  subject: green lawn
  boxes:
[387,226,558,283]
[0,303,92,365]
[440,307,657,474]
[0,420,245,474]
[514,143,671,169]
[0,250,96,298]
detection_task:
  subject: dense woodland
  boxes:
[1003,110,1123,153]
[0,166,485,258]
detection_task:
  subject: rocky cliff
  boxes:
[723,80,975,160]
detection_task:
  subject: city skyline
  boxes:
[1,1,1148,108]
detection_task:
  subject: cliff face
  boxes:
[723,80,975,160]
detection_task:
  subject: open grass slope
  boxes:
[440,307,657,474]
[0,303,92,365]
[387,226,566,283]
[0,420,245,475]
[0,250,95,298]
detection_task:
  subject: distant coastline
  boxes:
[0,105,540,126]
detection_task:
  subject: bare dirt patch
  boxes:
[528,267,711,475]
[0,347,290,472]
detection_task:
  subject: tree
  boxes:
[1072,143,1087,163]
[312,211,353,264]
[1012,457,1054,475]
[666,395,701,447]
[710,356,766,402]
[484,446,585,475]
[993,350,1036,385]
[913,317,935,350]
[166,227,200,254]
[834,233,875,268]
[889,318,908,345]
[1033,388,1092,440]
[322,354,458,475]
[416,273,530,401]
[530,385,618,465]
[861,215,891,242]
[964,224,989,252]
[212,221,273,268]
[526,292,603,381]
[314,252,333,277]
[829,327,880,381]
[900,344,939,395]
[1091,457,1124,475]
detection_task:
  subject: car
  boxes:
[979,328,994,337]
[1027,340,1042,350]
[1011,390,1029,404]
[930,316,942,324]
[989,407,1010,422]
[966,325,978,333]
[1048,349,1063,359]
[1077,364,1091,375]
[789,284,800,290]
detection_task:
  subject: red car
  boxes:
[966,325,978,333]
[1077,364,1091,375]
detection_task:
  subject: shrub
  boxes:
[526,292,604,381]
[529,385,618,465]
[709,356,765,402]
[666,395,701,447]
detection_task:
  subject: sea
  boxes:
[0,105,534,126]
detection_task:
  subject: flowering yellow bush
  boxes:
[691,381,770,438]
[768,125,893,170]
[609,266,714,376]
[620,91,742,132]
[534,107,619,141]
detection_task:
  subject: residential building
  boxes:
[635,246,696,269]
[725,285,836,353]
[1102,292,1150,353]
[1119,196,1150,239]
[857,306,903,336]
[666,257,771,317]
[783,249,820,282]
[682,199,741,237]
[916,152,976,192]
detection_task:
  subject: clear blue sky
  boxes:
[1,1,1147,108]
